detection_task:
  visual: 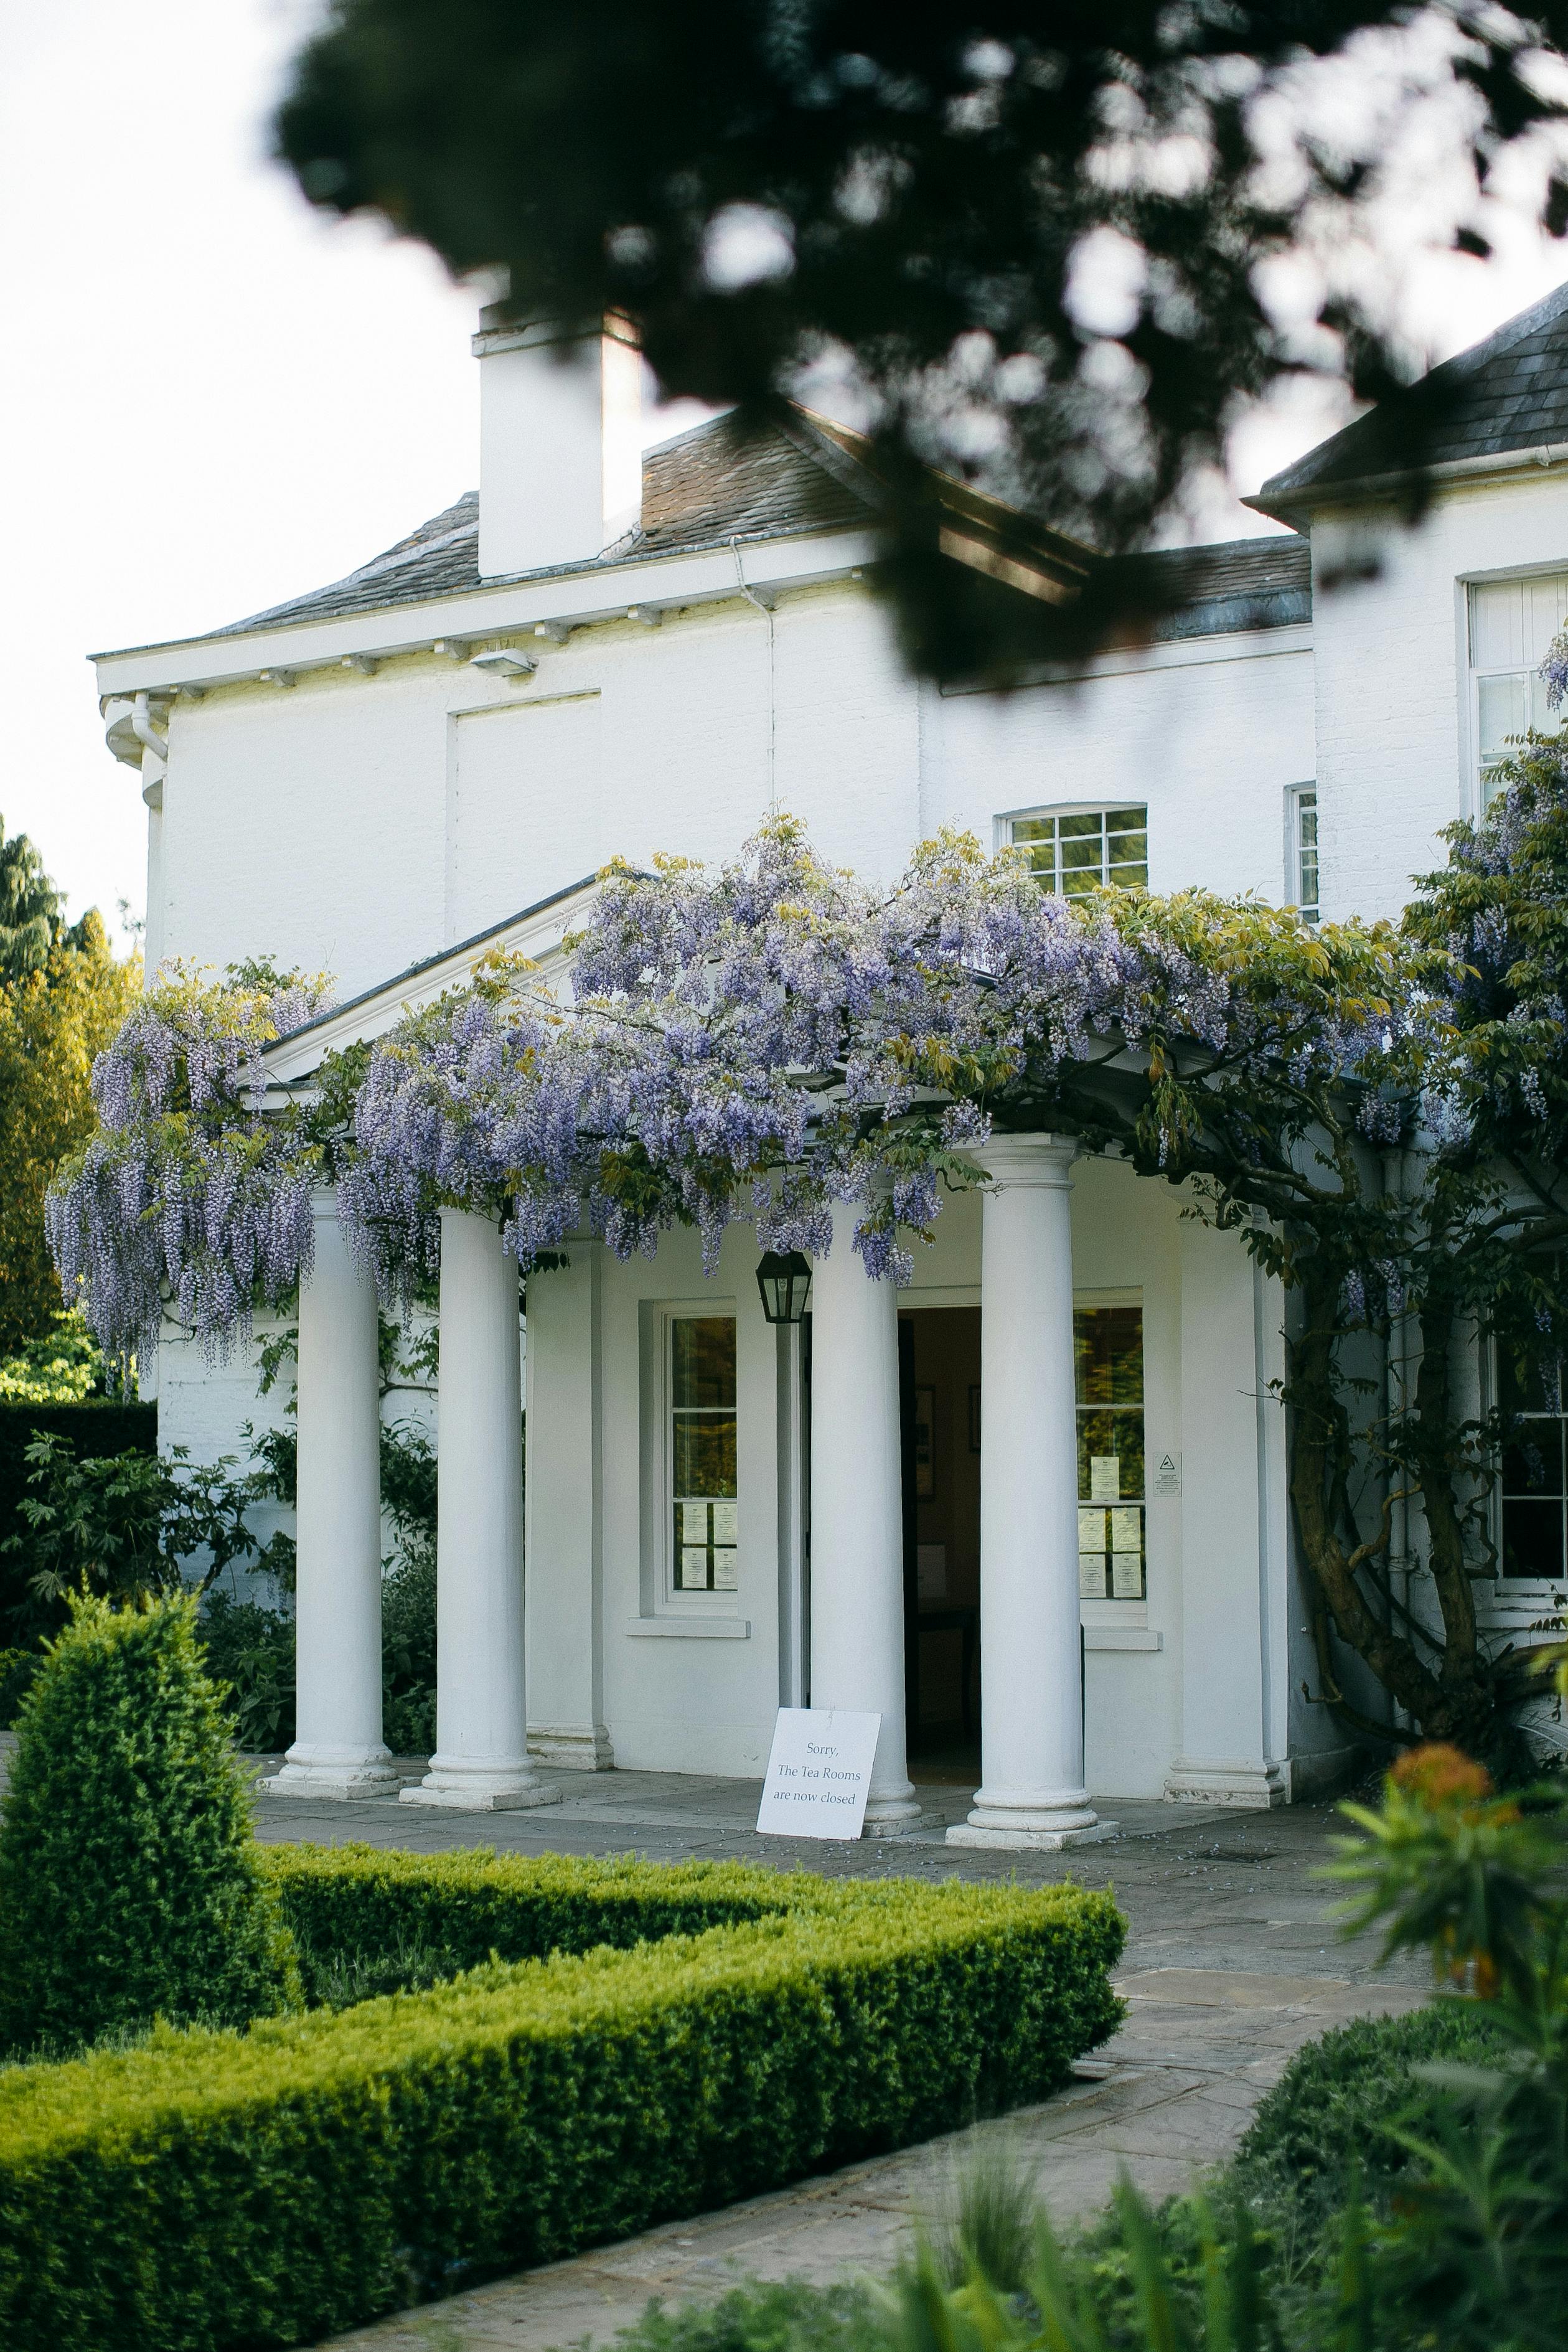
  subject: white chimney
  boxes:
[472,308,643,578]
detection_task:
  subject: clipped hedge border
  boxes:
[0,1849,1124,2352]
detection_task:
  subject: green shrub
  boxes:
[606,2281,880,2352]
[0,1591,299,2053]
[0,1862,1123,2350]
[0,1644,37,1727]
[1231,2000,1506,2256]
[200,1588,296,1751]
[380,1536,436,1754]
[266,1841,806,1995]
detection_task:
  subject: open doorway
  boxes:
[899,1308,982,1784]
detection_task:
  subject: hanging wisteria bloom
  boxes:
[63,802,1546,1354]
[46,964,336,1362]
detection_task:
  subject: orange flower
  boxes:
[1389,1743,1495,1807]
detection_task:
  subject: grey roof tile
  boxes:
[193,410,1307,652]
[204,412,875,642]
[1263,280,1568,501]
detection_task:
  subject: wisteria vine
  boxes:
[47,760,1568,1367]
[47,965,337,1360]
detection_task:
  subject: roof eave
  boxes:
[1247,437,1568,524]
[90,521,882,699]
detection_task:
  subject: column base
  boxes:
[262,1745,400,1802]
[861,1791,924,1838]
[1162,1758,1289,1810]
[528,1723,616,1771]
[400,1758,562,1813]
[947,1785,1114,1851]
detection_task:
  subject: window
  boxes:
[1076,1304,1146,1601]
[670,1315,738,1592]
[1468,575,1568,799]
[1498,1352,1566,1583]
[1007,805,1148,895]
[1289,786,1320,925]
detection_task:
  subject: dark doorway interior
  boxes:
[899,1307,982,1782]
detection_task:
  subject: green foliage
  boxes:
[929,2133,1042,2295]
[606,2282,880,2352]
[0,1591,299,2054]
[0,1401,156,1635]
[0,1309,127,1404]
[1323,1746,1568,2351]
[381,1536,436,1753]
[0,1860,1123,2350]
[885,2179,1353,2352]
[0,821,98,983]
[0,1645,37,1726]
[1230,2004,1507,2274]
[0,917,137,1353]
[2,1430,265,1615]
[200,1587,297,1751]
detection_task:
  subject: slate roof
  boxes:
[1138,537,1310,639]
[199,405,1307,650]
[1260,278,1568,506]
[209,412,877,641]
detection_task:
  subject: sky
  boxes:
[6,1,1568,951]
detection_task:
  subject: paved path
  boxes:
[238,1764,1429,2352]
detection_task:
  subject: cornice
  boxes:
[90,525,878,702]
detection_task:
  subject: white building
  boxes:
[90,285,1568,1835]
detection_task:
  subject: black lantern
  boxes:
[756,1249,812,1325]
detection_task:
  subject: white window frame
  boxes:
[1285,783,1319,924]
[1487,1332,1568,1591]
[654,1299,741,1616]
[1466,570,1568,805]
[1074,1286,1150,1620]
[997,800,1150,895]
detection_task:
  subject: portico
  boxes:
[261,1101,1280,1839]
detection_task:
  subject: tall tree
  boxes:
[276,2,1568,677]
[0,884,137,1355]
[0,819,97,983]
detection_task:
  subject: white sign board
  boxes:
[756,1708,881,1839]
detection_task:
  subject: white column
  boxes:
[809,1202,921,1832]
[949,1136,1107,1850]
[403,1208,560,1812]
[265,1193,397,1800]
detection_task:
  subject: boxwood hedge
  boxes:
[0,1847,1124,2352]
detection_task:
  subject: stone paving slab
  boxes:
[312,1965,1429,2352]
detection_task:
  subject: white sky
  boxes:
[6,0,1568,949]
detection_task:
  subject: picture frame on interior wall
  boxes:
[913,1386,936,1499]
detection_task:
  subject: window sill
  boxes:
[625,1616,751,1639]
[1084,1625,1163,1652]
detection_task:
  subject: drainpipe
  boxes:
[731,539,777,818]
[130,691,169,771]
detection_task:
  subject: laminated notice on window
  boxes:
[711,1550,739,1591]
[1110,1508,1142,1553]
[756,1708,881,1838]
[1079,1553,1106,1598]
[1111,1553,1144,1599]
[680,1547,709,1587]
[681,1502,709,1542]
[1089,1456,1120,1502]
[711,1502,738,1546]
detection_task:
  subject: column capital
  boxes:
[972,1132,1080,1189]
